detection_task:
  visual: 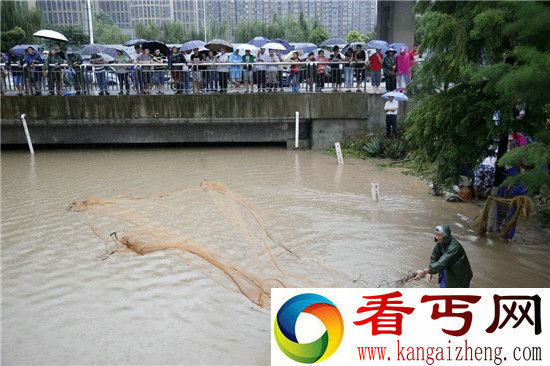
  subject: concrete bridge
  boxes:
[1,93,408,149]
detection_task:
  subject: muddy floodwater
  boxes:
[2,147,549,365]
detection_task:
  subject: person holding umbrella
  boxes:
[216,47,230,93]
[354,44,366,92]
[383,47,397,92]
[384,94,398,137]
[329,45,343,92]
[115,49,131,95]
[369,48,384,92]
[190,48,204,94]
[91,53,108,95]
[228,48,243,93]
[316,50,328,92]
[137,48,153,95]
[256,47,269,93]
[23,46,44,96]
[242,49,255,93]
[45,43,66,96]
[67,51,84,95]
[168,46,186,94]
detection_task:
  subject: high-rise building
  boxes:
[32,0,91,33]
[29,0,377,41]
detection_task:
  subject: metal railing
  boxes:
[0,61,388,96]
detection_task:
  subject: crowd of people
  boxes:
[1,43,420,96]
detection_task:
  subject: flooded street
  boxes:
[2,147,549,365]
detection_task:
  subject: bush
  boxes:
[363,136,385,157]
[385,139,407,160]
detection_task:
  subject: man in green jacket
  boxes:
[414,225,473,287]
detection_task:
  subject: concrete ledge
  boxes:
[1,93,409,149]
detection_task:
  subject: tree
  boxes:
[309,26,330,46]
[94,11,129,44]
[0,1,43,49]
[405,1,550,194]
[1,26,25,51]
[346,30,363,43]
[51,25,87,46]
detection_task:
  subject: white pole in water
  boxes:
[86,0,94,44]
[20,114,34,154]
[335,142,344,164]
[295,111,300,149]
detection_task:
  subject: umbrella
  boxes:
[9,45,43,57]
[124,39,147,47]
[80,44,107,55]
[283,50,305,62]
[390,42,409,53]
[205,39,233,52]
[142,41,170,56]
[234,43,258,56]
[248,36,269,48]
[180,40,206,52]
[342,42,366,54]
[33,29,69,42]
[321,37,346,47]
[269,38,293,53]
[82,53,114,63]
[366,40,389,53]
[262,42,286,51]
[290,42,317,55]
[382,91,408,102]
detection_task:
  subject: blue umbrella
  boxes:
[180,40,206,52]
[80,44,107,56]
[366,40,389,53]
[382,91,409,102]
[269,38,293,53]
[290,42,317,55]
[390,42,409,53]
[320,37,346,47]
[248,36,269,48]
[9,45,44,57]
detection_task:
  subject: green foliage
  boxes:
[234,13,331,44]
[346,30,374,44]
[0,1,43,50]
[405,1,550,193]
[346,30,363,43]
[363,136,385,157]
[94,12,128,44]
[51,25,88,46]
[1,26,25,51]
[309,27,330,46]
[386,139,407,160]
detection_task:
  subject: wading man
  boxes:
[414,225,473,288]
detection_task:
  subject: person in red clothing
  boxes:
[369,48,384,92]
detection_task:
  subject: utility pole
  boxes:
[194,0,199,35]
[86,0,94,44]
[202,0,207,42]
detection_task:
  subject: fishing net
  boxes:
[472,195,535,240]
[68,180,352,308]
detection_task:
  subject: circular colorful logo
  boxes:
[274,293,344,363]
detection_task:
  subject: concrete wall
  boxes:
[1,94,408,149]
[377,0,415,48]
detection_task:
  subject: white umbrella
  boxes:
[262,42,286,51]
[382,91,409,102]
[33,29,69,42]
[234,43,258,52]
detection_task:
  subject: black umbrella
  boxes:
[141,41,170,56]
[124,39,148,47]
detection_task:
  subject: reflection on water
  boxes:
[2,147,549,365]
